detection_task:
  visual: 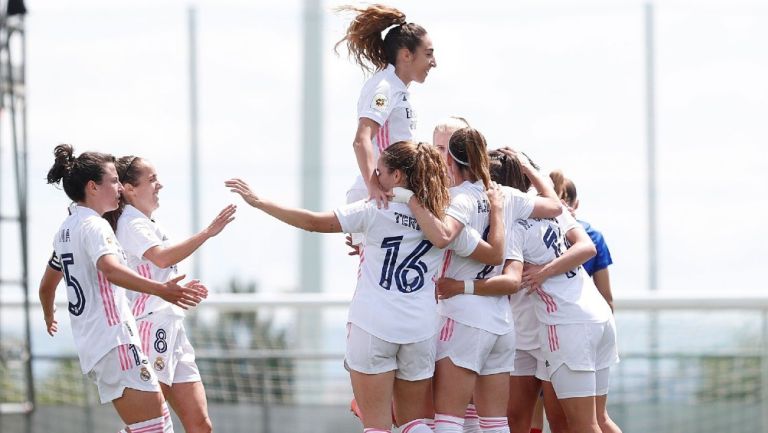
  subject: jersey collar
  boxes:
[385,64,408,92]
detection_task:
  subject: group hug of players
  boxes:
[40,4,620,433]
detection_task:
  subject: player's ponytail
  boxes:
[46,144,115,203]
[550,170,578,206]
[335,4,427,73]
[448,127,491,190]
[381,141,450,218]
[104,155,144,231]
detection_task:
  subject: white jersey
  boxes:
[438,181,512,335]
[116,204,183,319]
[335,200,480,344]
[508,210,612,325]
[51,205,140,373]
[357,64,416,159]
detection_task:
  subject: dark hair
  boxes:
[46,144,115,203]
[447,127,491,190]
[335,4,427,73]
[103,155,144,230]
[380,141,450,218]
[489,149,540,192]
[550,170,577,206]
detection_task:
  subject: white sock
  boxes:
[118,430,128,433]
[434,414,464,433]
[401,418,433,433]
[363,428,391,433]
[127,416,164,433]
[463,404,480,433]
[479,416,510,433]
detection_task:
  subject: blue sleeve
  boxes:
[580,222,612,276]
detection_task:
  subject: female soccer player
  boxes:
[336,4,436,208]
[102,155,236,433]
[227,141,504,433]
[424,145,561,433]
[42,144,206,433]
[516,199,621,433]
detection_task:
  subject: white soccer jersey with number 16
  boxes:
[335,200,480,345]
[52,205,140,373]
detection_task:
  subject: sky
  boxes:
[1,0,767,315]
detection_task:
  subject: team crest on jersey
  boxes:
[139,366,152,382]
[154,356,165,372]
[371,93,388,111]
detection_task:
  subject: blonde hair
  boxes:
[433,116,470,135]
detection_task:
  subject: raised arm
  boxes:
[226,178,341,233]
[39,263,63,336]
[521,224,596,292]
[353,118,390,208]
[97,255,206,309]
[437,259,523,299]
[142,204,236,269]
[499,147,561,218]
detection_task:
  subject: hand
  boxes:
[157,274,207,309]
[486,182,504,212]
[562,200,576,218]
[204,204,237,237]
[44,309,58,336]
[522,262,547,295]
[498,147,533,172]
[344,234,360,256]
[225,178,260,207]
[436,277,464,300]
[367,173,393,209]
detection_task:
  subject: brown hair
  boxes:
[46,144,115,203]
[103,155,145,230]
[489,149,540,192]
[549,169,577,206]
[447,127,491,190]
[335,4,427,73]
[380,141,450,218]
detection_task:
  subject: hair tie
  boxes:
[448,147,469,166]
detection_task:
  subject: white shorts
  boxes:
[436,318,516,376]
[137,314,201,386]
[539,318,619,380]
[87,344,160,404]
[550,365,612,398]
[344,323,437,381]
[346,176,368,245]
[510,348,545,378]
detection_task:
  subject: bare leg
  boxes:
[163,381,213,433]
[350,369,397,430]
[507,376,540,433]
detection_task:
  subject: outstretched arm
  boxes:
[143,204,236,269]
[437,259,523,299]
[226,178,341,233]
[97,255,206,309]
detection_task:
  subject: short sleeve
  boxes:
[82,218,122,266]
[358,80,395,126]
[445,193,473,226]
[506,220,526,262]
[334,200,377,235]
[556,207,579,234]
[120,218,163,259]
[48,250,62,272]
[506,187,535,220]
[448,226,482,257]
